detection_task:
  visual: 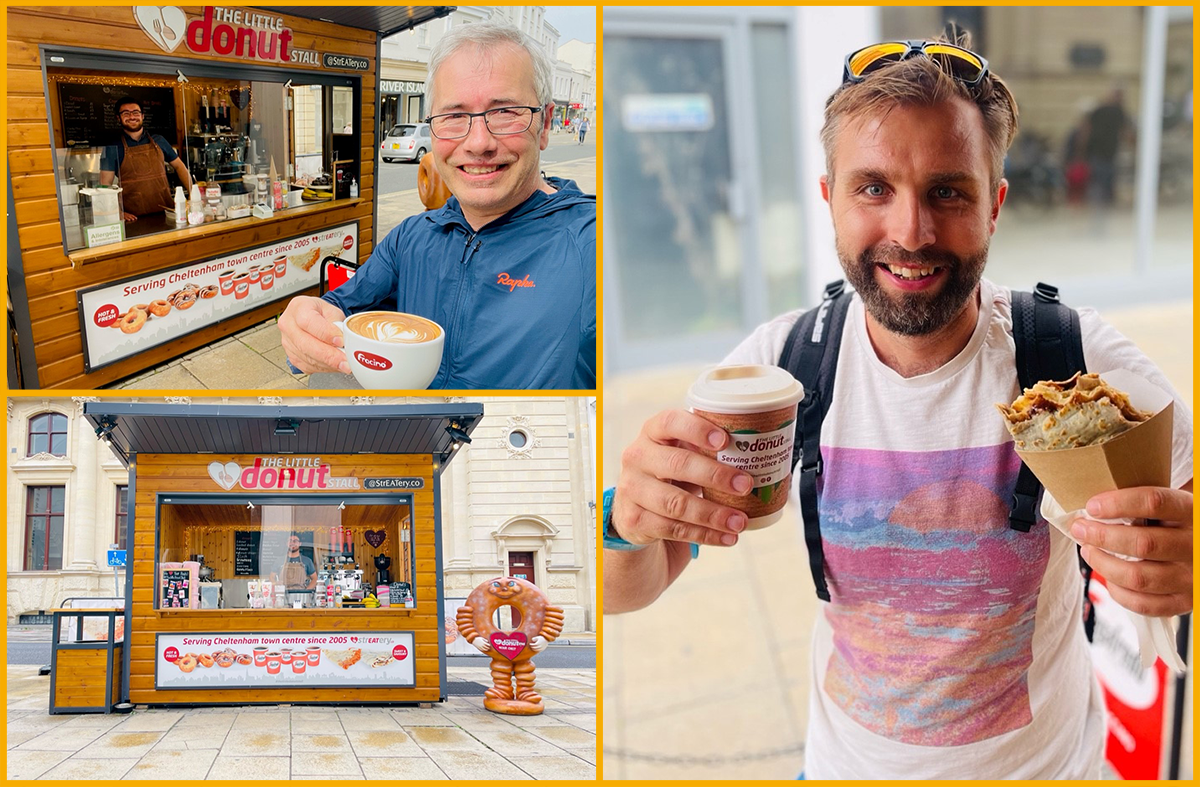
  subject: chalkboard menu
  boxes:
[57,83,177,148]
[161,569,191,608]
[390,582,412,606]
[234,531,260,576]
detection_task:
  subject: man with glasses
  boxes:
[604,33,1192,779]
[100,96,192,222]
[279,20,596,389]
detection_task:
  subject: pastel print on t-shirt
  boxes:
[818,443,1050,746]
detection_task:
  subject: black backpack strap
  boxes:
[1011,282,1092,638]
[778,280,853,602]
[1008,283,1086,532]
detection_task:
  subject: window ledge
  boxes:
[67,197,368,267]
[11,456,75,479]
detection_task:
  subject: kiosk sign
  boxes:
[208,457,362,491]
[156,631,416,689]
[77,223,357,372]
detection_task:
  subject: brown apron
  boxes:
[118,133,172,216]
[281,559,309,589]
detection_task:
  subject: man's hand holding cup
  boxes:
[279,296,349,374]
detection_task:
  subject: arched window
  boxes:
[28,412,68,457]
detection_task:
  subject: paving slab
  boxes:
[6,750,71,780]
[467,726,569,757]
[391,707,457,727]
[526,725,595,747]
[116,364,207,390]
[152,728,228,750]
[291,733,353,752]
[74,731,165,759]
[359,756,449,779]
[336,709,401,731]
[345,728,422,757]
[239,321,284,354]
[407,726,490,752]
[290,750,363,777]
[36,757,139,780]
[14,727,106,752]
[122,748,217,780]
[205,755,290,780]
[180,341,288,389]
[112,711,185,732]
[219,731,290,757]
[508,753,596,780]
[425,749,533,780]
[291,717,344,735]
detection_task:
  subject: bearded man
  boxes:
[602,35,1192,779]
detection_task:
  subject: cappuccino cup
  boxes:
[686,365,805,529]
[335,310,444,390]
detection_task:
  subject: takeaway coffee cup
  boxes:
[335,310,445,390]
[253,646,268,667]
[306,646,321,666]
[686,365,805,529]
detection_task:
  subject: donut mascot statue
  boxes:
[456,576,564,715]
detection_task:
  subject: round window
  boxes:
[508,430,528,449]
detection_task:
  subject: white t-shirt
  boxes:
[722,279,1193,779]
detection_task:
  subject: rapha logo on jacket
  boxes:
[497,273,535,292]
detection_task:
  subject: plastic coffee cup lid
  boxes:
[687,365,805,414]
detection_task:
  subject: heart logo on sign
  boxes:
[133,6,187,53]
[208,461,241,491]
[489,631,528,661]
[351,637,358,643]
[364,529,387,548]
[735,441,750,451]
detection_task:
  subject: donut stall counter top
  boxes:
[8,5,452,388]
[83,401,481,707]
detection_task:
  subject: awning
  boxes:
[83,402,482,468]
[255,6,456,38]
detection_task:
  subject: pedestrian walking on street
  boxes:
[578,117,590,144]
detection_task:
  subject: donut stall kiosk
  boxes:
[81,401,481,707]
[7,5,452,388]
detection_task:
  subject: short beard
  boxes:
[839,242,988,336]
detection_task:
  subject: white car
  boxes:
[380,123,432,163]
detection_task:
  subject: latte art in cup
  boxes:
[335,310,446,390]
[345,311,441,344]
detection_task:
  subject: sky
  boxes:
[543,6,596,45]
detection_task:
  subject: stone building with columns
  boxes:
[6,396,596,631]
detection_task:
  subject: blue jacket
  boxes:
[323,177,596,389]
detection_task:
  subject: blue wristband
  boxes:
[602,487,646,551]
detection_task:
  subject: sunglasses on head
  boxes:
[842,40,989,87]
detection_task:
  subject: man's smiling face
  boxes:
[429,42,550,228]
[821,97,1007,336]
[117,102,145,136]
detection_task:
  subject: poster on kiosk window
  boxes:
[77,222,357,372]
[155,630,414,689]
[1089,573,1187,779]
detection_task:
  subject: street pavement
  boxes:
[7,666,594,780]
[7,628,596,780]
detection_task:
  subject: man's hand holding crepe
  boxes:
[1072,483,1193,617]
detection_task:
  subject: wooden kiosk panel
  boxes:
[128,453,442,705]
[8,6,378,388]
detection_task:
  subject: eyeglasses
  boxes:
[424,106,543,140]
[842,40,989,87]
[118,110,143,119]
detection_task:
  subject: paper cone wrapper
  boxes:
[1014,369,1174,512]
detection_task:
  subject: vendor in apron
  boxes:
[272,533,317,602]
[99,96,192,222]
